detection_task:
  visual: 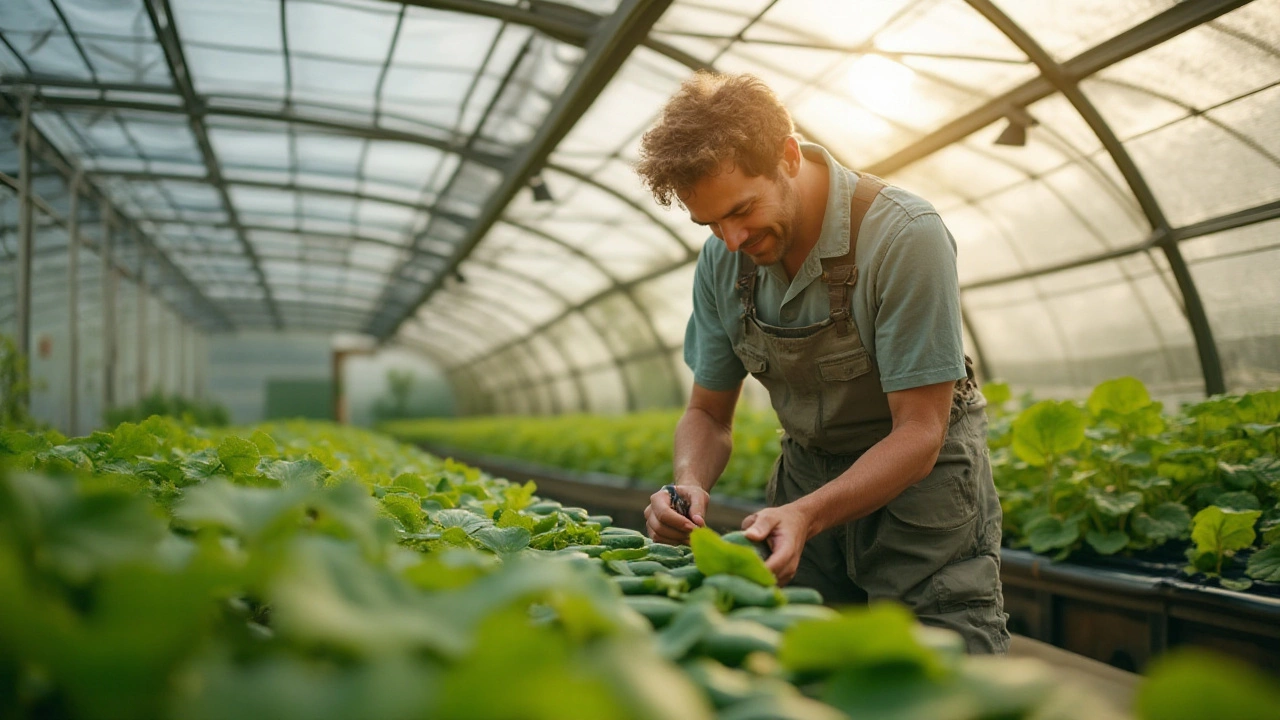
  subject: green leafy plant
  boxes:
[0,418,1163,720]
[0,334,34,429]
[103,390,230,427]
[1185,506,1261,589]
[991,379,1278,575]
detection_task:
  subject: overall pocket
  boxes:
[816,347,871,382]
[884,435,979,534]
[738,345,768,375]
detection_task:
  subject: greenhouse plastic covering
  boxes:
[2,0,1278,416]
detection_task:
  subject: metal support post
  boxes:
[136,233,148,398]
[157,306,168,393]
[15,93,34,413]
[67,168,83,435]
[101,201,116,410]
[178,320,187,396]
[194,332,205,400]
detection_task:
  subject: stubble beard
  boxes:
[756,175,802,267]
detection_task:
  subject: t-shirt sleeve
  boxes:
[872,212,967,393]
[683,244,747,391]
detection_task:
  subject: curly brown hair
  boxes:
[635,71,795,208]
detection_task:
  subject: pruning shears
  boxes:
[663,484,692,520]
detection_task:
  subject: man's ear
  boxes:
[779,135,802,178]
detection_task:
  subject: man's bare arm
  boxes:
[645,383,741,542]
[674,383,741,493]
[743,380,953,583]
[794,380,953,536]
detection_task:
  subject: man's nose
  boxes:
[720,222,750,252]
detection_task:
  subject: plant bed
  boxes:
[19,419,1243,719]
[424,444,1280,676]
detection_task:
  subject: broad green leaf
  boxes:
[1088,488,1143,517]
[822,664,963,720]
[1085,529,1129,555]
[174,653,439,720]
[3,473,169,583]
[690,528,775,587]
[379,493,426,533]
[401,549,498,591]
[501,480,538,511]
[1087,377,1153,416]
[529,521,601,551]
[983,382,1012,408]
[1264,522,1280,545]
[390,472,431,496]
[106,422,159,462]
[655,602,723,661]
[311,481,395,555]
[1138,649,1280,720]
[441,526,472,546]
[1190,506,1261,556]
[263,457,328,487]
[217,436,261,476]
[1212,491,1261,512]
[600,547,648,562]
[172,479,309,542]
[1237,389,1280,424]
[1220,457,1280,492]
[472,526,532,555]
[1245,545,1280,582]
[777,603,947,678]
[1011,401,1086,467]
[430,508,491,535]
[270,537,468,658]
[249,429,277,457]
[1130,475,1172,491]
[1025,515,1080,554]
[1219,577,1253,592]
[0,429,49,455]
[434,608,632,720]
[495,508,535,532]
[1133,502,1191,543]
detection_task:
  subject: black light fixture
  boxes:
[994,111,1037,147]
[528,172,554,203]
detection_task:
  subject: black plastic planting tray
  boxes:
[422,445,1280,675]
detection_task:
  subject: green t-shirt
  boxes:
[684,142,967,394]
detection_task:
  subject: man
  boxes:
[635,72,1009,654]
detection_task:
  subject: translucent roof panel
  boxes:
[5,1,1278,408]
[2,0,604,336]
[1181,219,1280,392]
[396,0,1278,411]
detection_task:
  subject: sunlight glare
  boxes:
[845,54,918,117]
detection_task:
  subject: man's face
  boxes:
[679,161,801,267]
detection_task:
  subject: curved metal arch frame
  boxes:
[384,0,1257,411]
[394,256,593,409]
[409,294,558,414]
[500,217,686,406]
[436,280,589,412]
[3,0,1266,409]
[963,0,1227,394]
[403,317,543,415]
[425,254,636,409]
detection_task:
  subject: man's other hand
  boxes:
[741,505,812,586]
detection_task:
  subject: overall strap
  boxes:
[820,173,885,336]
[736,254,758,318]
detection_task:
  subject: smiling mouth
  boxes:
[741,233,769,253]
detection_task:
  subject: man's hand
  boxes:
[644,484,710,544]
[741,504,813,586]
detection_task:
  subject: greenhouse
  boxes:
[1,1,1278,718]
